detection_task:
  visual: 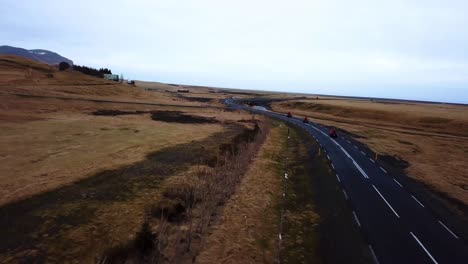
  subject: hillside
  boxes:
[0,45,73,65]
[0,55,104,85]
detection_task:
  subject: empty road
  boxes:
[225,98,468,264]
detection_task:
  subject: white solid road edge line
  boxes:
[352,211,361,227]
[438,221,460,239]
[372,185,400,218]
[368,245,380,264]
[336,174,341,182]
[353,160,369,179]
[410,232,438,264]
[393,178,403,188]
[380,167,388,174]
[412,195,425,208]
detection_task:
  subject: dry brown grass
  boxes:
[0,56,276,263]
[272,99,468,207]
[196,123,285,264]
[0,112,223,206]
[0,92,256,206]
[0,55,206,107]
[0,57,258,206]
[93,120,269,264]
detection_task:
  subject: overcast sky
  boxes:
[2,0,468,103]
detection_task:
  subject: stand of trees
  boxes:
[58,62,71,71]
[72,64,112,78]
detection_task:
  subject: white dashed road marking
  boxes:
[438,221,459,239]
[352,211,361,227]
[342,189,349,200]
[380,167,387,174]
[369,245,380,264]
[372,185,400,218]
[393,179,403,188]
[410,232,438,264]
[412,195,425,208]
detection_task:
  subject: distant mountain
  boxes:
[0,45,73,66]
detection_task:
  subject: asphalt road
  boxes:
[225,99,468,264]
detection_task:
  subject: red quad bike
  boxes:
[287,112,293,118]
[303,117,309,123]
[329,128,338,138]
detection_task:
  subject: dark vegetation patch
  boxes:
[419,117,452,124]
[219,123,259,155]
[281,126,372,264]
[179,96,213,103]
[240,97,306,109]
[329,126,368,139]
[92,109,148,116]
[397,140,414,146]
[91,109,219,124]
[224,91,266,96]
[373,100,402,105]
[0,124,249,263]
[378,154,410,174]
[151,111,218,124]
[101,222,159,264]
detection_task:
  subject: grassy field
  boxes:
[0,56,260,263]
[0,111,223,206]
[271,98,468,216]
[196,122,285,264]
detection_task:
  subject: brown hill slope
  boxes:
[0,55,111,86]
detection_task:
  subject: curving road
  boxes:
[225,98,468,264]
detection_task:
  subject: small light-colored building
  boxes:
[103,74,119,81]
